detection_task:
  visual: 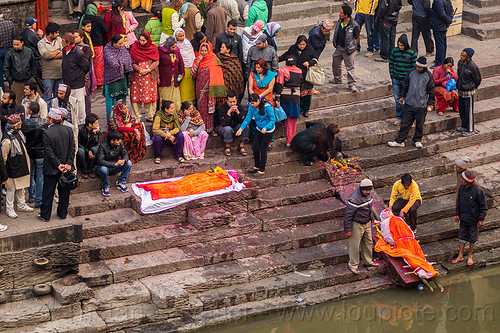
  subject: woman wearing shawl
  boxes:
[108,100,146,163]
[74,29,97,113]
[178,101,209,160]
[264,22,281,51]
[191,31,207,56]
[130,32,159,122]
[145,7,163,47]
[78,3,108,86]
[174,28,196,103]
[159,37,185,112]
[218,42,244,99]
[276,56,302,145]
[248,58,276,105]
[433,57,459,116]
[279,35,318,117]
[152,100,185,164]
[160,0,185,45]
[190,43,227,132]
[103,34,134,121]
[242,20,264,63]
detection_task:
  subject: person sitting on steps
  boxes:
[216,91,249,157]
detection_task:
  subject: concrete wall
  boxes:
[0,0,36,34]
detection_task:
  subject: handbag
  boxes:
[305,59,325,86]
[273,105,287,122]
[59,171,79,191]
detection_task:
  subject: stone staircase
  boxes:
[463,0,500,40]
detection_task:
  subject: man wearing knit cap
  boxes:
[388,56,434,149]
[1,113,34,218]
[452,170,488,266]
[344,178,379,274]
[457,48,481,136]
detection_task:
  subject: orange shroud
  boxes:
[135,167,233,201]
[375,214,438,279]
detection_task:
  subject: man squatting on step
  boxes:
[452,170,488,266]
[389,173,422,231]
[344,179,379,275]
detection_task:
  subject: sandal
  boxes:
[155,158,161,164]
[178,157,186,163]
[224,148,231,156]
[437,111,444,116]
[238,146,247,156]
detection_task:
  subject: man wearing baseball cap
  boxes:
[452,170,488,266]
[344,179,379,274]
[21,17,43,90]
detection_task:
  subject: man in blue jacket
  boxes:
[344,179,379,274]
[429,0,453,68]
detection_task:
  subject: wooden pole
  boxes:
[35,0,49,33]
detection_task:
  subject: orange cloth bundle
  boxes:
[375,210,438,279]
[134,167,233,201]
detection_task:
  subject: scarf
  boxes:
[103,42,134,85]
[130,31,160,64]
[254,70,277,88]
[83,31,95,57]
[178,107,204,126]
[109,100,134,131]
[4,126,26,158]
[266,22,281,49]
[180,1,197,14]
[78,3,98,29]
[194,43,227,98]
[218,52,244,96]
[155,109,181,129]
[174,28,195,68]
[277,65,302,84]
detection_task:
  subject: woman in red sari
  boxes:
[108,100,146,163]
[190,42,227,132]
[129,31,159,122]
[433,57,459,116]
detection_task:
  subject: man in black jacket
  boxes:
[1,90,25,132]
[96,130,132,197]
[61,33,89,125]
[3,35,37,102]
[38,107,75,222]
[21,17,43,90]
[344,179,378,274]
[23,101,47,207]
[452,170,488,266]
[374,0,402,62]
[216,92,248,156]
[457,48,482,136]
[215,20,244,65]
[77,113,100,179]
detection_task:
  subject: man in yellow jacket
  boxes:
[389,173,422,231]
[354,0,380,57]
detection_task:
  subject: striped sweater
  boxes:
[389,47,417,80]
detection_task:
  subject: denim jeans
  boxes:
[0,48,8,91]
[433,30,447,67]
[77,146,99,174]
[29,158,44,206]
[96,160,133,189]
[379,21,396,60]
[43,78,63,106]
[392,78,404,119]
[355,13,378,52]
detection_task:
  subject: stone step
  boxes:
[0,298,50,330]
[281,239,350,271]
[417,207,500,244]
[473,161,500,198]
[349,117,500,170]
[463,4,500,24]
[462,20,500,40]
[272,1,335,23]
[249,179,334,210]
[465,0,500,8]
[254,197,346,231]
[14,312,106,333]
[366,139,500,188]
[74,208,141,239]
[280,218,345,249]
[248,161,327,188]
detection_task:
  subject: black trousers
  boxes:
[395,105,427,143]
[252,131,273,172]
[459,95,475,132]
[40,173,71,220]
[392,198,421,230]
[411,15,434,54]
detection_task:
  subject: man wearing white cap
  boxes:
[455,156,471,190]
[344,179,379,274]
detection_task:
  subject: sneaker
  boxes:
[17,205,34,212]
[6,211,17,219]
[365,51,374,57]
[37,212,49,222]
[388,141,405,148]
[374,56,389,62]
[350,85,358,93]
[463,131,475,137]
[426,51,435,57]
[329,78,342,84]
[393,119,401,126]
[102,187,111,196]
[116,182,129,193]
[414,142,423,149]
[456,127,467,132]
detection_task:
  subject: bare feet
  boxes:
[467,257,474,266]
[451,257,464,264]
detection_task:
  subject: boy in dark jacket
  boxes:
[344,179,379,274]
[457,48,481,136]
[452,170,488,266]
[96,130,132,197]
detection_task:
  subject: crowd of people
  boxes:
[0,0,485,226]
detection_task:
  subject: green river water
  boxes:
[200,265,500,333]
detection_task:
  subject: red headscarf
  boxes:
[130,31,160,64]
[194,42,226,97]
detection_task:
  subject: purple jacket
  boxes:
[158,47,185,87]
